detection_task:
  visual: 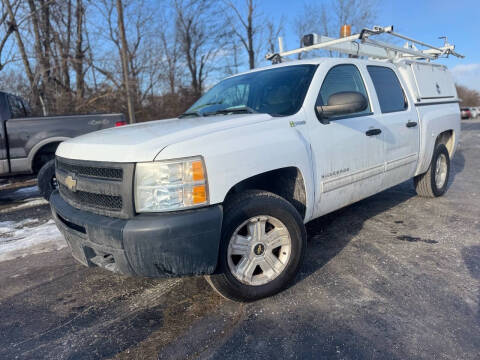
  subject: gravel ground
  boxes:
[0,120,479,360]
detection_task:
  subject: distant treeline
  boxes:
[456,85,480,107]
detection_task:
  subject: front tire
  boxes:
[206,190,306,302]
[414,144,450,197]
[37,159,57,200]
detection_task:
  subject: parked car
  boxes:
[469,107,479,118]
[461,107,472,119]
[0,91,126,199]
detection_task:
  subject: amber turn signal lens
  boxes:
[191,160,205,181]
[192,184,207,204]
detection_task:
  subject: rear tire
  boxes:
[37,159,57,200]
[414,144,450,197]
[206,190,306,302]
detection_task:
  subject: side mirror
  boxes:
[316,91,368,124]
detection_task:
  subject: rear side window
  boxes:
[367,66,407,113]
[317,64,371,117]
[21,99,32,117]
[7,95,26,118]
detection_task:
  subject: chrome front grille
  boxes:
[56,157,135,219]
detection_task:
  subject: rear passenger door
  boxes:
[367,65,420,189]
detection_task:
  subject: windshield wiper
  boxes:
[209,106,260,115]
[178,111,203,118]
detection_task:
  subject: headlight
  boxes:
[134,157,208,212]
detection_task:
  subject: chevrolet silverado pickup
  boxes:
[0,91,125,198]
[50,48,461,301]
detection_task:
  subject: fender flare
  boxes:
[27,136,69,171]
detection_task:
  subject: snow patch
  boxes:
[0,219,67,262]
[0,198,49,214]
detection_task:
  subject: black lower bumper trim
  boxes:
[50,191,223,277]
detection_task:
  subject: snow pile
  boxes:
[0,218,67,262]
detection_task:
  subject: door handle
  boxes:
[365,128,382,136]
[406,121,418,128]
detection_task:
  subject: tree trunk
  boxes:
[116,0,136,123]
[247,0,254,69]
[27,0,51,114]
[74,0,85,106]
[4,0,42,112]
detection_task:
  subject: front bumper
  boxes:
[50,191,223,277]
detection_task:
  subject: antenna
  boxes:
[266,25,464,63]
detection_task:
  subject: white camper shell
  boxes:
[398,61,457,103]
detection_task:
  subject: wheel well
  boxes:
[435,130,454,156]
[32,142,60,173]
[224,167,307,220]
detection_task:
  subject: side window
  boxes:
[21,99,32,117]
[367,66,407,113]
[316,64,371,117]
[8,95,26,118]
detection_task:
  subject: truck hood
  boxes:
[56,113,273,162]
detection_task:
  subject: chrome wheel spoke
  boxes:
[261,251,281,275]
[236,257,257,283]
[230,235,250,255]
[247,218,266,242]
[265,228,290,250]
[243,259,258,282]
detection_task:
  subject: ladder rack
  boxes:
[266,25,464,63]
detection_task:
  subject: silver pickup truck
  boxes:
[0,91,125,198]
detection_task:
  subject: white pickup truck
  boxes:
[50,51,460,301]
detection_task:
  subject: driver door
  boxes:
[308,64,386,217]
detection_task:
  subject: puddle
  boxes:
[396,235,438,244]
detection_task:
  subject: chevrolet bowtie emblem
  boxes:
[65,175,77,192]
[256,245,263,255]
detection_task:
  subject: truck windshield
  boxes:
[183,65,317,117]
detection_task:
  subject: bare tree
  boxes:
[292,4,326,59]
[456,85,480,107]
[224,0,261,69]
[0,0,18,71]
[116,0,135,123]
[331,0,378,33]
[175,0,225,96]
[26,0,57,113]
[265,17,284,55]
[159,22,180,94]
[74,0,85,104]
[3,0,43,112]
[92,0,158,120]
[292,0,378,59]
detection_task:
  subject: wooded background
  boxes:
[0,0,477,123]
